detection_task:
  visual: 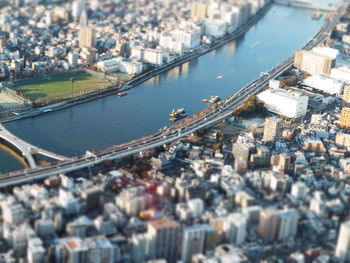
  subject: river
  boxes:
[0,3,328,173]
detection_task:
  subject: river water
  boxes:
[0,3,327,173]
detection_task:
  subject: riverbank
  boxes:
[1,1,271,123]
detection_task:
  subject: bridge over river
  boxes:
[0,123,69,168]
[274,0,336,11]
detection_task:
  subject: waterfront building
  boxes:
[173,26,201,50]
[204,20,227,38]
[97,59,119,73]
[294,50,335,76]
[257,88,308,118]
[79,27,96,48]
[336,221,350,261]
[119,59,144,74]
[263,117,282,142]
[131,47,164,66]
[339,107,350,130]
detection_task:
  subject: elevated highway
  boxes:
[0,0,348,188]
[0,124,69,168]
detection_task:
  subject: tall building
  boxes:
[1,199,25,225]
[181,225,207,263]
[80,11,87,27]
[27,238,45,263]
[294,50,335,76]
[258,208,299,242]
[258,209,279,242]
[191,2,208,21]
[263,117,282,142]
[131,234,148,263]
[147,218,180,263]
[72,0,85,20]
[250,146,270,168]
[116,186,152,216]
[0,34,6,49]
[335,132,350,147]
[79,185,102,213]
[224,213,247,245]
[277,209,299,241]
[343,85,350,104]
[336,221,350,261]
[339,107,350,130]
[79,27,95,48]
[62,237,88,263]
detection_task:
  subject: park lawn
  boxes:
[14,72,108,102]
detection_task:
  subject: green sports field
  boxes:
[13,72,108,103]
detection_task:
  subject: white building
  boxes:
[204,20,226,38]
[131,47,164,66]
[291,182,308,200]
[116,187,150,216]
[312,46,339,60]
[257,88,308,118]
[144,49,164,66]
[159,33,184,56]
[0,198,25,225]
[336,221,350,261]
[96,59,119,73]
[224,213,247,245]
[276,209,299,240]
[303,75,344,95]
[68,52,78,67]
[173,26,201,50]
[187,198,204,218]
[119,59,144,75]
[72,0,85,20]
[27,238,45,263]
[331,66,350,83]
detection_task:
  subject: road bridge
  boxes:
[274,0,336,11]
[0,123,69,168]
[0,0,347,188]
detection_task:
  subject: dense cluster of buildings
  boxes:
[0,0,267,80]
[3,0,350,263]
